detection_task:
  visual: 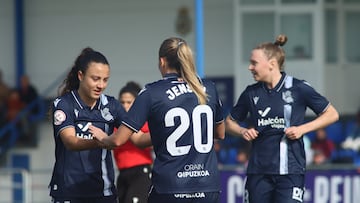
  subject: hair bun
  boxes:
[274,34,288,47]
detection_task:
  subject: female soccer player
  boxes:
[49,47,126,203]
[90,37,225,203]
[225,34,339,203]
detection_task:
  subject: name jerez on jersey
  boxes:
[166,83,193,100]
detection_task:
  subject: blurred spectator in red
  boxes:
[236,149,249,167]
[17,75,42,145]
[311,128,335,164]
[312,149,328,165]
[0,69,11,127]
[6,89,25,122]
[18,75,40,116]
[6,87,33,144]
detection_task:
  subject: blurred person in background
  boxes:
[0,69,10,128]
[235,149,249,167]
[2,89,26,144]
[18,75,41,117]
[6,89,25,126]
[312,149,328,165]
[114,81,153,203]
[341,109,360,151]
[311,128,335,164]
[14,75,40,143]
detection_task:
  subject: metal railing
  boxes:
[0,70,67,159]
[0,168,32,203]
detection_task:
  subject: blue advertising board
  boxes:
[220,168,360,203]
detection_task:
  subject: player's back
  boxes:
[130,74,222,193]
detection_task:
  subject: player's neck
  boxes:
[266,72,282,89]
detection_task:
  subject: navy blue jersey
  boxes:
[230,73,330,175]
[122,73,224,193]
[49,91,125,198]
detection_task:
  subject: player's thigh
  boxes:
[116,173,128,201]
[125,173,151,202]
[244,174,274,203]
[274,174,305,203]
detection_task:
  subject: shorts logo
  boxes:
[54,110,66,125]
[292,187,304,202]
[243,189,249,203]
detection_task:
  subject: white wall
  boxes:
[325,64,360,114]
[22,0,233,98]
[0,0,359,114]
[0,0,15,87]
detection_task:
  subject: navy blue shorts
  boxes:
[244,174,305,203]
[51,195,117,203]
[148,187,220,203]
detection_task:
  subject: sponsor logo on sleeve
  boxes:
[54,110,66,125]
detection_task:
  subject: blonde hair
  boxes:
[159,37,207,104]
[255,34,288,71]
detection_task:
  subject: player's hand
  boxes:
[89,125,107,141]
[242,128,259,141]
[284,126,303,140]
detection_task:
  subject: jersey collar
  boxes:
[163,73,180,80]
[71,90,101,110]
[262,72,287,92]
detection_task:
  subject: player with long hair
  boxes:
[49,47,125,203]
[90,37,225,203]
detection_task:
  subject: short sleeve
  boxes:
[230,88,250,122]
[122,87,152,132]
[300,81,330,115]
[52,98,74,136]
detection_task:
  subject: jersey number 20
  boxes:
[165,105,213,156]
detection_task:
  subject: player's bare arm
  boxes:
[59,127,103,150]
[225,116,258,141]
[89,124,133,148]
[130,130,152,148]
[285,104,339,140]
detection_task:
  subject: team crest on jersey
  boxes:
[101,107,113,121]
[282,90,294,103]
[54,110,66,125]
